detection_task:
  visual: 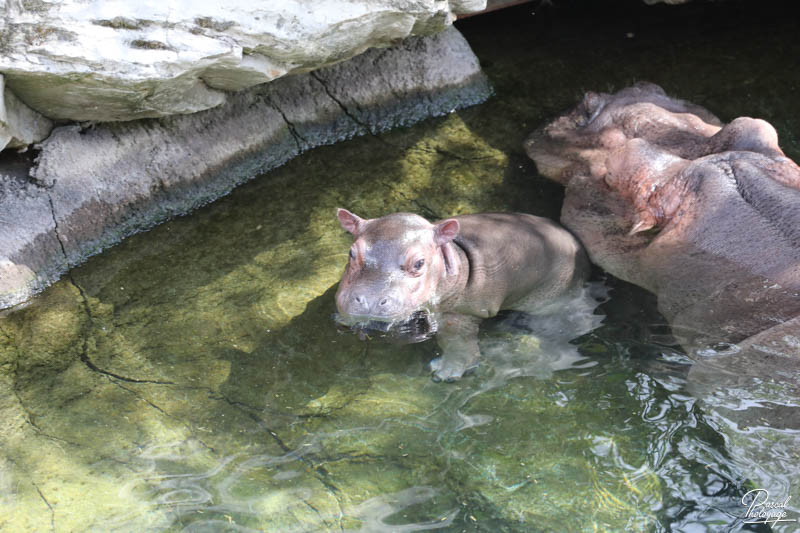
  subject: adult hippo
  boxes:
[524,82,800,354]
[334,209,589,381]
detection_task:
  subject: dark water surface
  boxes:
[1,1,797,531]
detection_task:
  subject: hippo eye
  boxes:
[413,259,425,270]
[349,249,355,260]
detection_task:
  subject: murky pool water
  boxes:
[2,2,798,532]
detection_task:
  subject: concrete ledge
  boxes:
[0,27,492,309]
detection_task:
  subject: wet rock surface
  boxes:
[0,26,491,310]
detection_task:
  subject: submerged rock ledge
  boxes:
[0,27,492,310]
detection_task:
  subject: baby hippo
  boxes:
[334,209,589,381]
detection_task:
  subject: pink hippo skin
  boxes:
[334,209,589,381]
[524,82,800,353]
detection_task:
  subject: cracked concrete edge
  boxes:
[0,151,64,309]
[0,27,492,310]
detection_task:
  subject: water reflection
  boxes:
[687,361,800,533]
[346,487,459,532]
[478,280,608,384]
[121,439,464,532]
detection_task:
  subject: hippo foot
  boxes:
[429,356,479,383]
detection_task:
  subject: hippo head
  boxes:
[334,209,460,340]
[525,82,724,186]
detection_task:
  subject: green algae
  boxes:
[2,1,799,531]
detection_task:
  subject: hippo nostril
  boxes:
[379,298,388,306]
[355,295,367,307]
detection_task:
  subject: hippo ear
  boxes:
[337,208,365,236]
[435,219,460,277]
[433,219,459,245]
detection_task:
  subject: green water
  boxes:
[1,1,798,531]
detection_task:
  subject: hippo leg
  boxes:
[429,313,482,382]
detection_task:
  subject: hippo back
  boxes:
[450,213,588,317]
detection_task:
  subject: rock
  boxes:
[0,26,492,310]
[453,0,492,14]
[524,82,800,353]
[0,151,62,309]
[0,0,487,123]
[0,75,53,151]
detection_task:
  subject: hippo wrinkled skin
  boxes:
[524,82,800,354]
[334,209,589,381]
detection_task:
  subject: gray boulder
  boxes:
[0,75,53,151]
[0,0,486,123]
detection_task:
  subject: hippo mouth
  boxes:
[334,310,437,344]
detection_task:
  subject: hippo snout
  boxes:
[341,291,403,321]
